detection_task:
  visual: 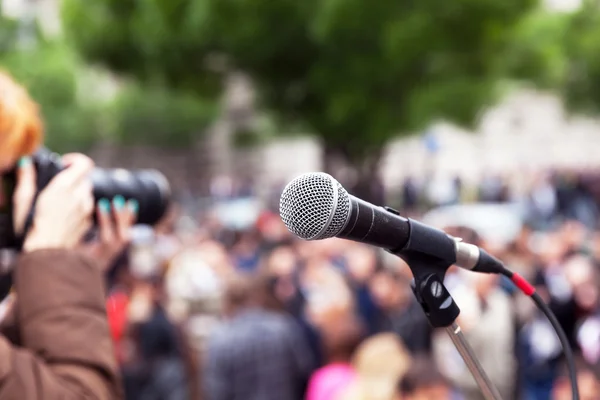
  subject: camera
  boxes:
[0,148,171,251]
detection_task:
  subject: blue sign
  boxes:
[423,131,440,154]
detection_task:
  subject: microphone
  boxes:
[279,172,503,274]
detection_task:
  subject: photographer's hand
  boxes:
[12,156,36,235]
[17,154,95,252]
[14,153,137,267]
[85,195,137,271]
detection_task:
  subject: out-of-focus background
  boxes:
[3,0,600,399]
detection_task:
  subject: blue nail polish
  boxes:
[18,157,31,168]
[128,199,139,213]
[98,198,110,213]
[113,195,125,210]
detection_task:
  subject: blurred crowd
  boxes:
[105,169,600,400]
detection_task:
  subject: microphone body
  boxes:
[279,173,502,274]
[338,196,410,251]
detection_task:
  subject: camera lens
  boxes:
[91,168,171,226]
[32,148,172,227]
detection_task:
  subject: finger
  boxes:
[61,153,93,167]
[51,153,94,189]
[69,191,94,248]
[112,196,133,242]
[12,156,36,234]
[75,217,94,248]
[126,199,138,226]
[96,198,116,244]
[77,180,95,218]
[68,180,94,245]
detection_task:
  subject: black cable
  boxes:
[531,292,579,399]
[499,268,580,400]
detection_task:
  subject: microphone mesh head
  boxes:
[279,172,351,240]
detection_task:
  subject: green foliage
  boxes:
[106,84,215,147]
[0,16,102,152]
[500,10,569,90]
[61,0,220,96]
[0,16,20,53]
[231,128,262,149]
[507,2,600,119]
[62,0,221,147]
[557,1,600,115]
[204,0,540,161]
[62,0,544,170]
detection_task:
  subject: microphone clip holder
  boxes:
[399,246,503,400]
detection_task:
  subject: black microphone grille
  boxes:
[279,172,351,240]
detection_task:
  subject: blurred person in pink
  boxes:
[306,315,363,400]
[339,333,412,400]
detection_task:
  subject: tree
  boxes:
[63,0,542,199]
[206,0,545,197]
[106,83,216,148]
[61,0,219,147]
[0,16,102,152]
[553,1,600,115]
[499,9,570,91]
[508,2,600,119]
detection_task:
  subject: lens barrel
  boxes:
[91,168,170,226]
[33,148,171,227]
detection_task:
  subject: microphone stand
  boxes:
[402,252,503,400]
[379,208,502,399]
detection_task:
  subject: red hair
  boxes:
[0,70,43,162]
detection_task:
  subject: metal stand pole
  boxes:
[402,261,504,400]
[446,322,503,400]
[382,214,506,400]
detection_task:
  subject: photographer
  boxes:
[0,70,134,399]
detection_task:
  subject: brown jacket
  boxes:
[0,249,123,399]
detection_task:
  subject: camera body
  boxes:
[0,148,171,301]
[0,148,171,251]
